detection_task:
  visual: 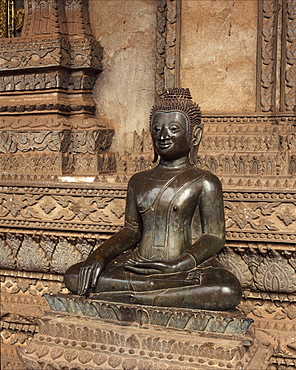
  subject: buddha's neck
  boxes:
[158,156,191,169]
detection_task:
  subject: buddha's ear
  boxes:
[189,124,203,166]
[191,124,204,147]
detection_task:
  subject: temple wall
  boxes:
[90,0,157,154]
[180,0,258,113]
[0,1,295,369]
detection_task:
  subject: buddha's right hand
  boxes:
[77,258,105,295]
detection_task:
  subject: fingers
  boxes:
[91,261,103,288]
[77,266,92,295]
[125,257,138,266]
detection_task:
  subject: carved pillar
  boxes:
[0,2,114,369]
[156,0,181,97]
[281,0,296,112]
[0,0,114,177]
[257,0,296,114]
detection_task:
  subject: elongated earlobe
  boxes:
[189,124,203,166]
[152,150,159,163]
[189,145,198,166]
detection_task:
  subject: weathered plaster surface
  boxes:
[180,0,258,114]
[90,0,156,154]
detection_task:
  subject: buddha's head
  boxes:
[150,88,203,164]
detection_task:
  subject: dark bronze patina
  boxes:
[64,88,242,311]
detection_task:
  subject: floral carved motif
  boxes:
[254,254,296,293]
[218,245,296,295]
[277,206,296,226]
[0,233,103,274]
[218,248,252,289]
[225,201,281,231]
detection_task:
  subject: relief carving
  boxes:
[0,231,106,274]
[259,0,278,112]
[254,253,296,293]
[258,0,296,114]
[277,205,296,226]
[156,0,180,96]
[0,129,114,175]
[218,244,296,295]
[17,305,257,370]
[282,0,296,112]
[17,235,50,272]
[51,237,83,274]
[0,131,62,153]
[224,201,280,231]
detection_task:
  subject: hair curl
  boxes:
[150,88,202,141]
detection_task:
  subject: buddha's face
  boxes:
[151,111,190,160]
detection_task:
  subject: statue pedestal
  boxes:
[18,294,261,370]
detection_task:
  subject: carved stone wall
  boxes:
[0,1,113,368]
[0,0,114,176]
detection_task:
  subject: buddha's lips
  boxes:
[157,141,172,149]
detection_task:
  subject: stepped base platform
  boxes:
[18,294,263,370]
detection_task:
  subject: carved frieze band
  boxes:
[0,37,103,71]
[0,70,98,92]
[116,117,296,176]
[0,130,113,154]
[219,242,296,296]
[0,184,125,232]
[1,269,65,296]
[0,184,294,241]
[0,103,96,115]
[0,129,114,174]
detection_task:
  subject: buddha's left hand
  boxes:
[125,253,196,275]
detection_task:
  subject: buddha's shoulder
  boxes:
[192,167,219,179]
[128,168,154,184]
[185,168,221,190]
[193,168,222,191]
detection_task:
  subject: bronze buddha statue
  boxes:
[64,88,242,311]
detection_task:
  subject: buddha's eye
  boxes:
[152,125,161,132]
[169,124,182,133]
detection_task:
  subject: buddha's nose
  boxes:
[159,126,169,140]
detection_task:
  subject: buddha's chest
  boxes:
[135,175,201,216]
